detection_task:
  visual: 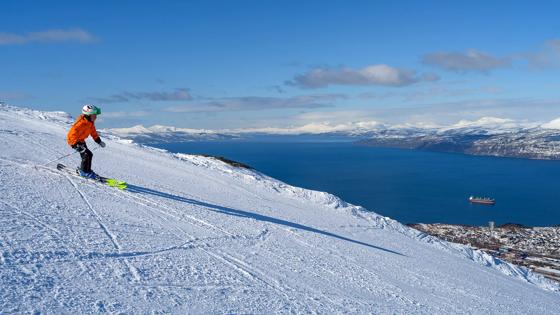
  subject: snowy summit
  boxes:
[1,104,559,314]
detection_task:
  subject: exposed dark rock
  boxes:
[197,154,253,169]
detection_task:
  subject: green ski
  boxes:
[57,163,127,190]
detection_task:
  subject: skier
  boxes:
[66,104,106,179]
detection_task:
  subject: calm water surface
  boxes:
[155,141,560,226]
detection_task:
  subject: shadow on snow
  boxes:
[126,184,405,256]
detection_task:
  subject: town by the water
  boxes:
[409,223,560,282]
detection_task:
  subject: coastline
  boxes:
[408,223,560,282]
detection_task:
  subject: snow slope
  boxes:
[1,105,559,314]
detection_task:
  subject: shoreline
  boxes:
[408,223,560,282]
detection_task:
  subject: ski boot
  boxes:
[77,168,100,180]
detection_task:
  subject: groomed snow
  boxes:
[1,104,559,314]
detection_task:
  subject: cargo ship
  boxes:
[469,196,496,205]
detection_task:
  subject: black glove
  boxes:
[73,143,87,153]
[95,138,106,148]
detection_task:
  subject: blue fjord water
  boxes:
[155,141,560,226]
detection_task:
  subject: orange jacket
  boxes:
[67,114,100,146]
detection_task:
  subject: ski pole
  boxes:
[42,146,99,166]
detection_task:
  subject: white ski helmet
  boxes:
[82,104,101,115]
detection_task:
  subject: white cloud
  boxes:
[164,94,346,113]
[229,120,382,135]
[526,39,560,69]
[294,110,369,122]
[0,28,98,45]
[0,91,29,100]
[102,111,151,118]
[230,97,560,131]
[358,85,504,102]
[288,65,439,88]
[422,39,560,72]
[91,88,192,103]
[422,49,511,73]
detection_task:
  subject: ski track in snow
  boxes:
[61,172,143,283]
[1,105,560,314]
[31,158,309,311]
[114,176,318,311]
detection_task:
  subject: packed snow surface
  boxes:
[1,105,559,314]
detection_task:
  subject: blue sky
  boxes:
[1,0,560,129]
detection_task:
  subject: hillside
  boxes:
[1,104,559,314]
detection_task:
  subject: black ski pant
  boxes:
[72,142,93,173]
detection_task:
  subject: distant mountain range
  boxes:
[356,127,560,160]
[106,125,240,144]
[106,117,560,160]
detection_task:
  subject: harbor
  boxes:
[409,223,560,282]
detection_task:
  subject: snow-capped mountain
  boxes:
[2,104,559,313]
[105,121,386,143]
[359,125,560,160]
[107,124,240,144]
[355,118,560,160]
[107,117,560,159]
